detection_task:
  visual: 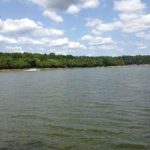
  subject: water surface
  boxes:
[0,66,150,150]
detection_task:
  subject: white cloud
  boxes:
[43,10,63,22]
[137,43,147,49]
[87,14,150,35]
[67,5,80,14]
[0,18,64,37]
[119,13,150,33]
[18,36,43,45]
[136,31,150,40]
[0,18,39,34]
[114,0,146,13]
[67,0,100,14]
[82,0,99,9]
[86,0,150,39]
[43,38,86,49]
[81,34,117,50]
[114,0,150,34]
[29,0,100,22]
[89,37,114,46]
[30,0,100,11]
[0,33,86,52]
[68,41,86,49]
[81,35,93,41]
[17,36,67,47]
[44,37,69,47]
[29,0,76,11]
[6,46,24,53]
[1,0,149,55]
[33,27,64,37]
[0,35,17,44]
[86,18,122,33]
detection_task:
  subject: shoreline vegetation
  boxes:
[0,52,150,70]
[0,64,150,71]
[0,65,150,72]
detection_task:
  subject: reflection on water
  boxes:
[0,66,150,150]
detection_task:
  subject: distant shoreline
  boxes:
[1,53,150,70]
[0,64,149,72]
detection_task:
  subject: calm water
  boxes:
[0,66,150,150]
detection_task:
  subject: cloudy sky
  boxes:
[0,0,150,56]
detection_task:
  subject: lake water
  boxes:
[0,66,150,150]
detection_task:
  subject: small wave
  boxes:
[113,143,147,150]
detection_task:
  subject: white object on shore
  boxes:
[25,68,40,72]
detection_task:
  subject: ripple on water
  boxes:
[0,66,150,150]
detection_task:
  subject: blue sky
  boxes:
[0,0,150,56]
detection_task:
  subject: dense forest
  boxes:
[0,52,150,69]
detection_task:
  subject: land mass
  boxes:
[0,52,150,69]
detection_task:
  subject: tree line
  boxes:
[0,52,150,69]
